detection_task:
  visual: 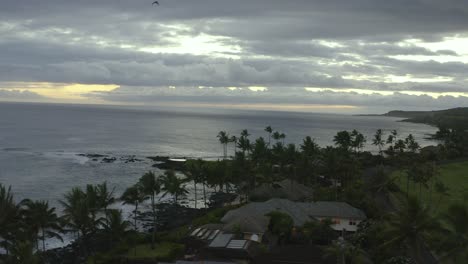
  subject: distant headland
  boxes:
[359,107,468,130]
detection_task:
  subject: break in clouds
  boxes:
[1,0,468,111]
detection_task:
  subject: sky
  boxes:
[1,0,468,113]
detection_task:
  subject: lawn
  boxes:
[126,242,184,260]
[392,160,468,217]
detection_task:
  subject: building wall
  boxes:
[316,217,362,232]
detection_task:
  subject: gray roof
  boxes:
[222,198,366,228]
[209,233,234,248]
[222,215,270,234]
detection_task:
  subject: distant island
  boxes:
[362,107,468,130]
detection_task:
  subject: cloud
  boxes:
[88,85,468,112]
[0,89,44,101]
[1,0,468,109]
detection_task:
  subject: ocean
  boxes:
[0,102,438,248]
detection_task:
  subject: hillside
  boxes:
[383,107,468,130]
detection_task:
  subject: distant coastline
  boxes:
[357,107,468,130]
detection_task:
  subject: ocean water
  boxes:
[0,102,439,203]
[0,102,438,248]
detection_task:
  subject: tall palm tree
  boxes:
[280,133,286,145]
[138,171,161,250]
[351,129,366,153]
[102,209,131,249]
[394,139,406,154]
[333,131,352,152]
[161,170,188,204]
[265,126,273,147]
[300,136,319,157]
[60,187,93,240]
[96,182,115,217]
[386,130,398,157]
[10,241,39,264]
[405,134,420,153]
[230,135,238,156]
[272,131,281,143]
[237,134,251,157]
[20,199,63,252]
[60,187,97,257]
[372,129,386,158]
[121,184,146,233]
[217,131,230,159]
[382,196,441,261]
[438,203,468,263]
[0,184,19,255]
[185,159,203,209]
[85,184,100,231]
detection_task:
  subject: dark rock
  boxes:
[146,156,170,162]
[77,153,107,158]
[102,157,117,163]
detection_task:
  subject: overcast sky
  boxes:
[1,0,468,113]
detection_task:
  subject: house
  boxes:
[221,198,366,233]
[186,199,365,262]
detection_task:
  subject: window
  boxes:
[349,220,357,226]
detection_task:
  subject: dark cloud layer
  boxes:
[1,0,468,109]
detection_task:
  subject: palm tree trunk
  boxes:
[42,229,46,252]
[151,194,156,250]
[193,180,197,209]
[134,202,138,256]
[202,182,207,208]
[134,203,138,232]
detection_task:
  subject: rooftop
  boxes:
[222,198,366,228]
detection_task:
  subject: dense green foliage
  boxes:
[1,124,467,264]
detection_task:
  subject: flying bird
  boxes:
[152,1,159,5]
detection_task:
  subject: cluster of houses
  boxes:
[183,198,365,263]
[159,178,366,263]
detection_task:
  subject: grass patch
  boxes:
[392,160,468,217]
[126,242,184,261]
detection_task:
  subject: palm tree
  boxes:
[102,209,131,249]
[161,170,188,204]
[138,171,161,250]
[60,187,93,240]
[0,184,19,256]
[265,126,273,147]
[20,199,63,252]
[85,184,100,231]
[300,136,319,157]
[230,135,238,156]
[386,130,398,157]
[280,133,286,145]
[217,131,230,159]
[237,134,251,157]
[10,241,39,264]
[272,131,281,143]
[96,182,115,217]
[333,131,352,152]
[405,134,420,153]
[121,185,145,233]
[351,129,366,152]
[60,187,97,257]
[437,203,468,263]
[372,129,386,158]
[185,159,203,209]
[382,196,441,261]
